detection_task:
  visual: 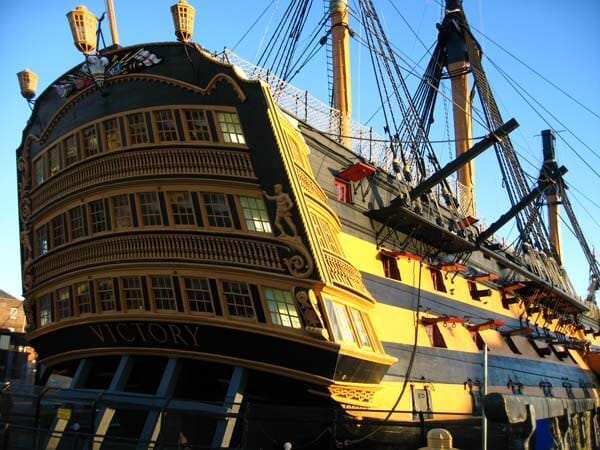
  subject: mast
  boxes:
[329,0,352,147]
[106,0,121,46]
[445,0,475,216]
[542,129,562,263]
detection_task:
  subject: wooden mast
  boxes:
[542,129,562,263]
[329,0,352,147]
[106,0,120,46]
[446,0,475,217]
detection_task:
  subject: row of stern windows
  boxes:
[33,275,378,351]
[34,191,271,257]
[32,107,246,187]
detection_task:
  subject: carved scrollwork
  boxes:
[280,235,314,279]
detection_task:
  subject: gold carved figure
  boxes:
[262,184,298,237]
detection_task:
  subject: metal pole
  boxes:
[482,344,488,450]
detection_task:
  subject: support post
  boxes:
[137,358,181,449]
[45,359,92,450]
[93,355,134,450]
[211,366,246,448]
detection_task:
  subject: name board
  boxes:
[88,322,202,348]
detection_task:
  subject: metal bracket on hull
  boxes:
[483,393,598,450]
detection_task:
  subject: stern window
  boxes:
[97,278,116,312]
[63,135,79,167]
[139,192,163,226]
[350,309,374,349]
[151,276,177,311]
[48,145,61,176]
[82,125,100,157]
[154,110,179,142]
[240,196,271,233]
[36,223,49,256]
[103,118,122,150]
[223,281,255,319]
[184,109,212,142]
[111,194,133,229]
[69,205,86,240]
[127,112,149,144]
[122,277,145,311]
[57,287,72,319]
[324,299,356,344]
[217,111,246,144]
[184,277,214,314]
[76,282,92,314]
[169,191,195,225]
[265,288,301,328]
[39,295,52,326]
[203,193,232,228]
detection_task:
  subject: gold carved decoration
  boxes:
[294,288,329,340]
[328,385,375,407]
[262,184,314,278]
[262,184,298,238]
[17,136,37,291]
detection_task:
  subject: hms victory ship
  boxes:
[9,0,600,449]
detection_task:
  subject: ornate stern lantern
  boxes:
[170,0,196,42]
[67,5,99,55]
[16,69,38,101]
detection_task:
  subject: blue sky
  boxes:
[0,0,598,299]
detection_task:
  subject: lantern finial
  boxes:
[17,69,38,101]
[67,5,99,55]
[170,0,196,42]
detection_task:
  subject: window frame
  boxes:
[222,280,255,320]
[75,281,92,315]
[137,192,163,227]
[182,108,212,142]
[202,192,233,229]
[324,298,357,344]
[126,112,150,145]
[33,156,47,186]
[69,205,87,240]
[35,223,50,256]
[89,199,109,234]
[47,145,61,177]
[264,287,301,329]
[56,287,72,320]
[102,117,122,150]
[215,110,246,144]
[335,178,352,203]
[51,214,67,248]
[39,294,52,326]
[167,191,196,226]
[183,276,215,315]
[96,278,117,312]
[63,134,80,167]
[238,196,272,233]
[111,194,133,230]
[82,124,101,157]
[150,276,178,312]
[152,109,180,142]
[121,276,145,312]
